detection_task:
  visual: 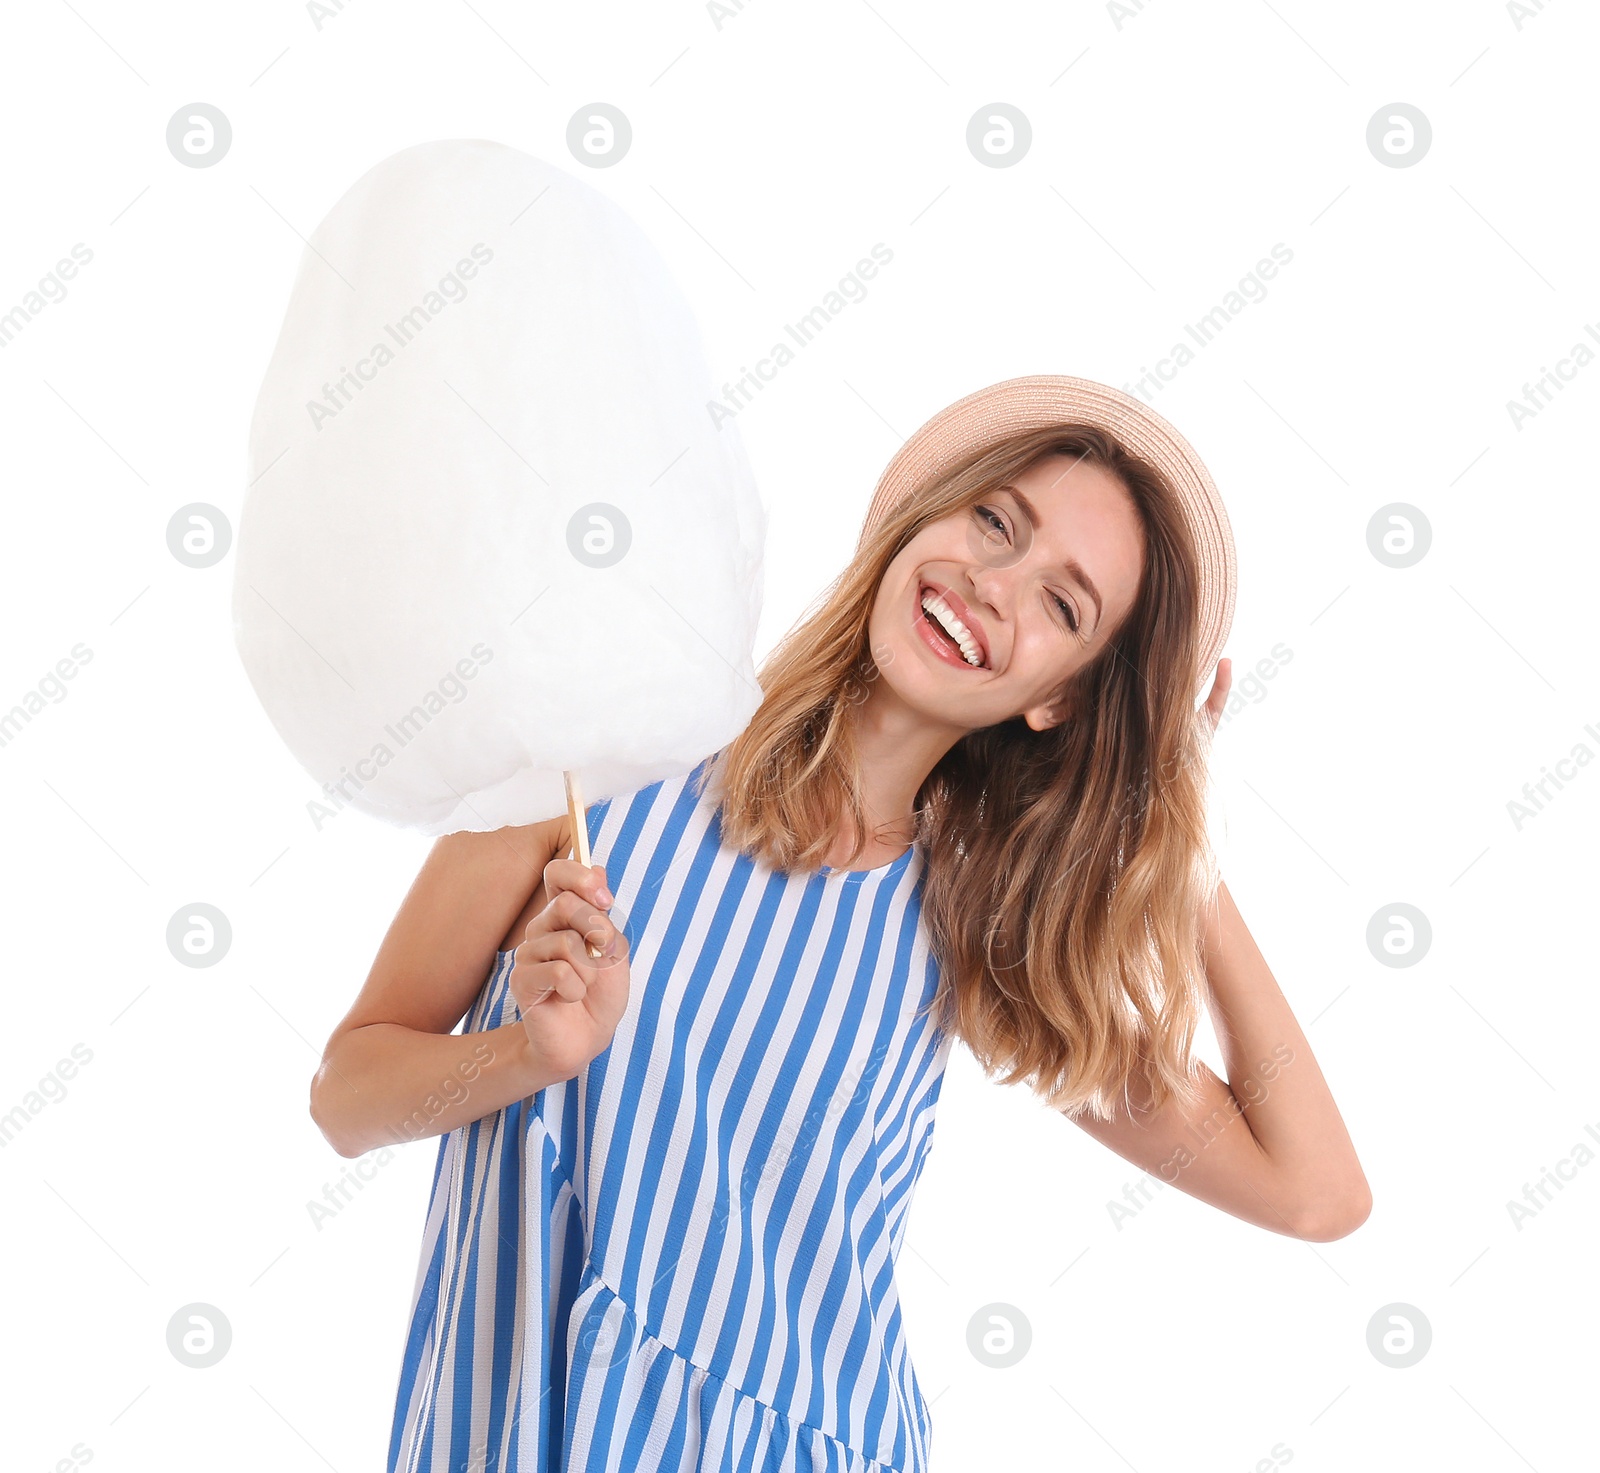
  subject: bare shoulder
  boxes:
[436,810,572,876]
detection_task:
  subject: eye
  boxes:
[1051,592,1080,634]
[973,504,1009,540]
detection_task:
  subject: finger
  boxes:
[1205,657,1231,726]
[595,924,629,963]
[538,959,587,1003]
[519,926,601,984]
[508,964,558,1009]
[512,936,592,1004]
[527,893,608,964]
[553,927,605,983]
[525,889,588,941]
[508,937,560,1002]
[551,889,617,947]
[582,910,626,958]
[543,857,613,910]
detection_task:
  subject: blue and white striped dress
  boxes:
[388,753,954,1473]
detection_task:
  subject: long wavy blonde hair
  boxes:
[697,424,1218,1121]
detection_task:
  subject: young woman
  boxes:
[311,376,1370,1473]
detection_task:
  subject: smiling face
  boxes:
[864,451,1147,734]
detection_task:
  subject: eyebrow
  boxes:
[1000,484,1104,632]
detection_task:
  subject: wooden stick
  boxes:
[564,769,602,959]
[564,768,592,867]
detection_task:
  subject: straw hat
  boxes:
[859,374,1237,688]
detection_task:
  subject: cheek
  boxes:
[863,586,912,682]
[868,581,903,645]
[1014,617,1082,689]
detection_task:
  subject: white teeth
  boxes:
[921,590,983,667]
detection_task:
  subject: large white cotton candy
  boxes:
[234,140,766,835]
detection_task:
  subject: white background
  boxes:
[2,2,1596,1469]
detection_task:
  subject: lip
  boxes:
[916,580,991,670]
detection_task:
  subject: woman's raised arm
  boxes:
[308,816,567,1158]
[1068,878,1372,1242]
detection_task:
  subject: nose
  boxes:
[967,566,1006,620]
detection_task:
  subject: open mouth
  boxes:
[915,583,988,670]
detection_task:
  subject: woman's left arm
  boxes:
[1070,880,1372,1241]
[1067,660,1373,1242]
